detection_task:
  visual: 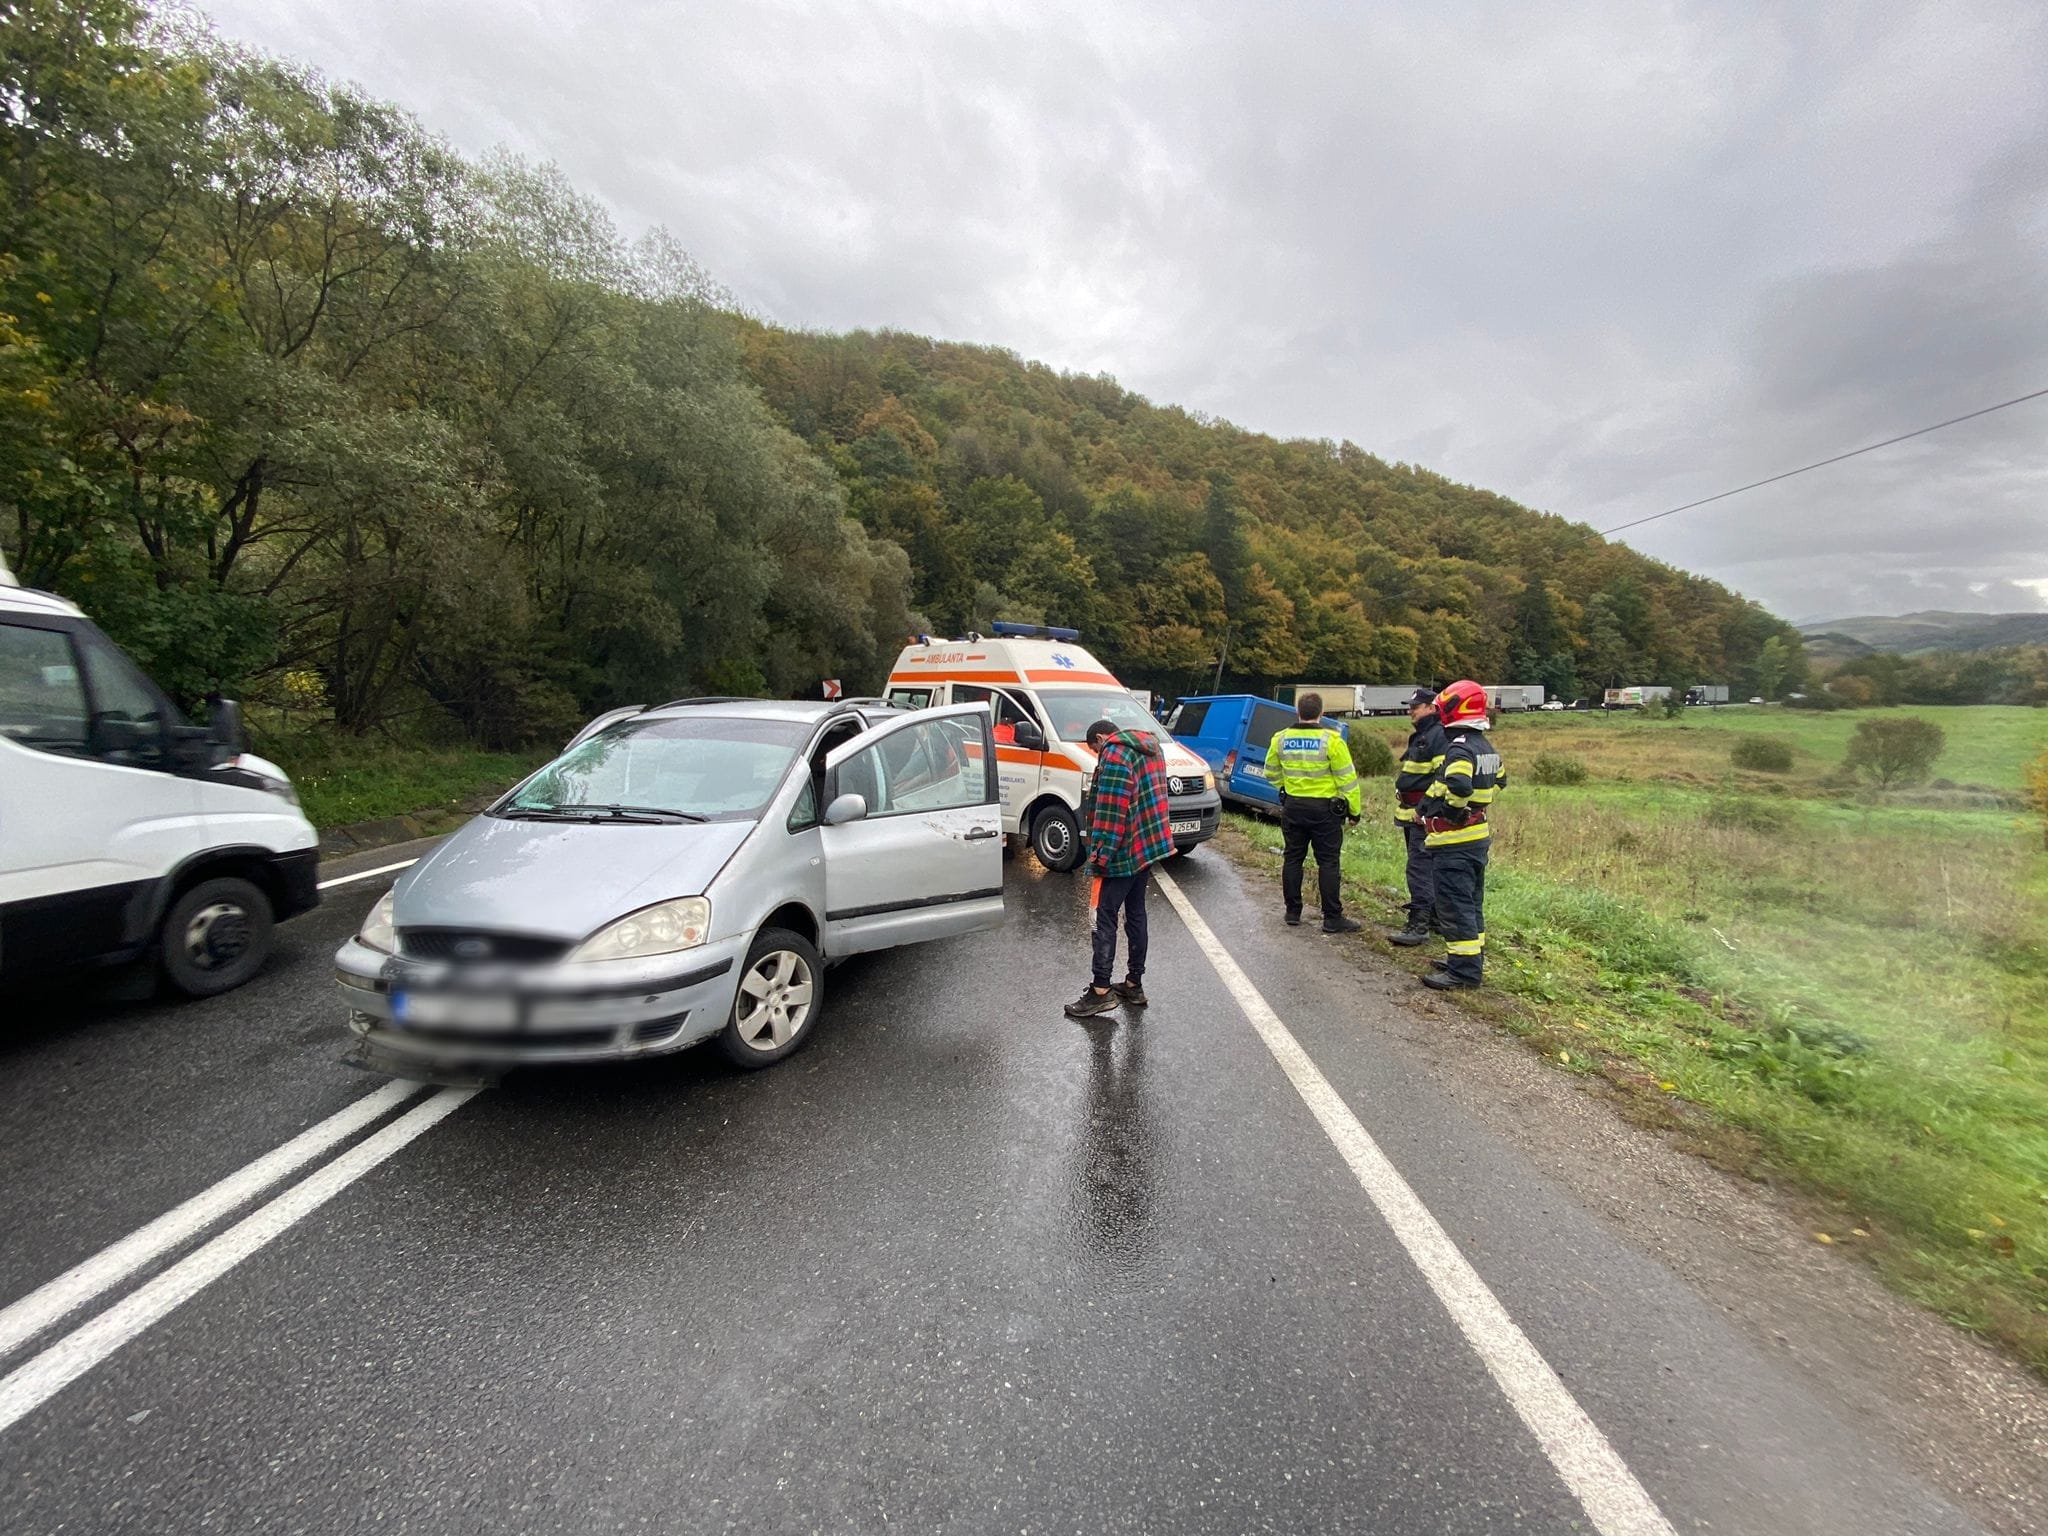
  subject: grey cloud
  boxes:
[198,0,2048,621]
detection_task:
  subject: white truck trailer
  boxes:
[1684,684,1730,705]
[1284,684,1419,716]
[1485,684,1546,712]
[1603,685,1673,708]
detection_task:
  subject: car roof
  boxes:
[0,585,85,620]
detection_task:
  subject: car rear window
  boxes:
[503,716,808,822]
[1246,703,1293,752]
[1166,700,1210,737]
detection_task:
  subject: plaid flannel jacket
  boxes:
[1086,730,1174,878]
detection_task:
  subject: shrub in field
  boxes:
[1730,735,1794,773]
[1705,795,1794,834]
[1657,692,1686,719]
[1345,724,1396,777]
[1529,752,1588,786]
[1843,716,1945,788]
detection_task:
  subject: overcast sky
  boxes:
[196,0,2048,623]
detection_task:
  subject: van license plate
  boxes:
[390,990,516,1030]
[1170,818,1201,835]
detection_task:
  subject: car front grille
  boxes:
[398,929,573,963]
[1168,774,1207,796]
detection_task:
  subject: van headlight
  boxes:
[568,897,711,963]
[357,891,396,955]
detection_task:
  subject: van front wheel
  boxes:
[159,876,274,997]
[1031,805,1084,872]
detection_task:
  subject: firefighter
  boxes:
[1387,685,1447,947]
[1264,692,1363,933]
[1420,679,1505,990]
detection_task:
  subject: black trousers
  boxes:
[1281,797,1346,920]
[1401,820,1437,928]
[1092,868,1151,987]
[1431,841,1490,982]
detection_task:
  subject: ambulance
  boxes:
[884,624,1221,871]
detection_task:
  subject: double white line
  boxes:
[0,1079,476,1434]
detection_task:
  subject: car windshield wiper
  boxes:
[548,803,709,823]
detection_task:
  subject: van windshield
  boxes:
[498,716,806,823]
[1037,688,1167,743]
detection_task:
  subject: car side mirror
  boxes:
[1010,720,1046,751]
[207,696,247,754]
[823,792,868,826]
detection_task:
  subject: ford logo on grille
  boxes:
[452,937,492,961]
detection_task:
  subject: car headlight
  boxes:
[568,897,711,963]
[357,890,396,955]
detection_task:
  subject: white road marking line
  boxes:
[1154,870,1677,1536]
[0,1087,477,1435]
[316,858,419,891]
[0,1079,425,1362]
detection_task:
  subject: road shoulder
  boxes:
[1201,830,2048,1536]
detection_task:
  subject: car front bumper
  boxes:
[333,932,748,1069]
[1167,785,1223,848]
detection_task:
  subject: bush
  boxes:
[1705,795,1795,834]
[1657,692,1687,719]
[1843,716,1945,788]
[1529,752,1589,786]
[1345,724,1396,777]
[1730,735,1794,773]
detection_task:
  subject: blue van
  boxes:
[1162,694,1296,813]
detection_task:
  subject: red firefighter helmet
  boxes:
[1435,679,1489,726]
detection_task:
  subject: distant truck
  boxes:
[1282,683,1419,717]
[1684,684,1730,706]
[1486,684,1546,712]
[1603,685,1673,708]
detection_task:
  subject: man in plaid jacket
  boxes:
[1066,719,1174,1019]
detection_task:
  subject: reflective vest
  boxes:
[1423,726,1504,847]
[1264,723,1362,816]
[1393,716,1448,823]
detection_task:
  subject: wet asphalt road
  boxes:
[0,840,1997,1535]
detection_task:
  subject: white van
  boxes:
[0,564,319,996]
[885,624,1221,870]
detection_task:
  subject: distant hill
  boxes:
[1798,611,2048,655]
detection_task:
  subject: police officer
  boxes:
[1387,685,1447,947]
[1264,692,1363,933]
[1420,679,1505,990]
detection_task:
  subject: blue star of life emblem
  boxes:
[1051,653,1076,668]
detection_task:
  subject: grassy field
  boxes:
[258,731,552,831]
[1236,703,2048,1371]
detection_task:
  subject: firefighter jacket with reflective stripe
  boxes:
[1393,715,1448,823]
[1264,723,1362,817]
[1423,726,1504,847]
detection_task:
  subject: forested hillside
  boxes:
[739,326,1804,700]
[3,1,1802,750]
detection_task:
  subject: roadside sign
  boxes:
[822,679,842,700]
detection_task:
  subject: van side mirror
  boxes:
[207,696,247,754]
[1010,720,1046,751]
[823,792,868,826]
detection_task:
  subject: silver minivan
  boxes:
[334,699,1004,1073]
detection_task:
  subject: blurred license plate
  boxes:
[390,990,517,1030]
[1170,818,1201,834]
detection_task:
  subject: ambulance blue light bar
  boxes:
[990,621,1081,642]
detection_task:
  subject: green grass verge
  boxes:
[266,736,552,830]
[1224,764,2048,1373]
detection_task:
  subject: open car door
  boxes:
[819,703,1005,956]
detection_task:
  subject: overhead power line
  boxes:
[1598,386,2048,537]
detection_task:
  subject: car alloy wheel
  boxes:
[735,949,814,1050]
[719,926,825,1069]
